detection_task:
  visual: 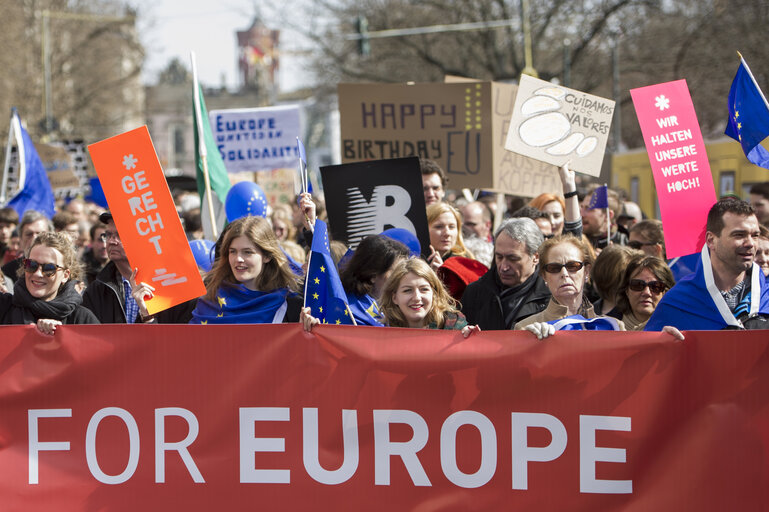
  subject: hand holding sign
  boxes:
[130,267,156,321]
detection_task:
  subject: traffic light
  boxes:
[355,16,370,57]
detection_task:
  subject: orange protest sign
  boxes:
[88,126,205,314]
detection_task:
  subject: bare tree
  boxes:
[0,0,144,144]
[277,0,765,149]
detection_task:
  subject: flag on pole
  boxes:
[725,55,769,170]
[303,219,355,325]
[3,109,55,218]
[588,185,609,209]
[192,56,230,240]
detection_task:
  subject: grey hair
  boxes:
[494,217,544,256]
[19,210,53,232]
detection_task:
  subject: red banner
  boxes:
[0,325,767,511]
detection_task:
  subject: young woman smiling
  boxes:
[378,258,479,337]
[0,231,98,333]
[190,216,301,324]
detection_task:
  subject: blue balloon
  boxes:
[189,239,215,272]
[225,181,268,221]
[381,228,421,258]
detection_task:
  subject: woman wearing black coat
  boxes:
[0,231,98,333]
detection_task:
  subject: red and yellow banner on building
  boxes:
[0,325,767,510]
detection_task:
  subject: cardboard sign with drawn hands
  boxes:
[504,75,615,177]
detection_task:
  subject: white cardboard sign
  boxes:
[504,75,615,177]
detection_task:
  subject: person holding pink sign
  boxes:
[646,199,769,331]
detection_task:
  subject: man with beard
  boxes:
[646,199,769,331]
[580,185,627,250]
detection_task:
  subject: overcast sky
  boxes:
[138,0,310,92]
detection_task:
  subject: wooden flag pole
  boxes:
[190,52,218,239]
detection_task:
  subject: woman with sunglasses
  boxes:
[616,255,675,331]
[514,234,605,335]
[0,231,98,333]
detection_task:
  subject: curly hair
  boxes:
[615,255,675,315]
[706,198,755,236]
[379,258,458,328]
[204,216,298,301]
[24,231,83,281]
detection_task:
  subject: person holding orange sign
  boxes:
[190,216,303,324]
[83,212,197,324]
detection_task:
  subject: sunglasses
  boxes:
[628,240,657,250]
[99,231,120,243]
[23,258,65,277]
[628,279,667,294]
[543,261,585,274]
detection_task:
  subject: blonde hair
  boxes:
[270,204,297,242]
[204,216,298,301]
[379,258,458,328]
[426,202,473,259]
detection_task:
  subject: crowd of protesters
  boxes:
[1,161,768,335]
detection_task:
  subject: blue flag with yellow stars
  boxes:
[725,58,769,170]
[588,185,608,209]
[7,108,55,219]
[304,219,355,325]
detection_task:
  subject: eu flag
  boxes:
[725,58,769,170]
[6,109,55,218]
[588,185,608,209]
[304,219,355,325]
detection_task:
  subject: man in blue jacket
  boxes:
[646,199,769,331]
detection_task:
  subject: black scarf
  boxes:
[10,279,82,324]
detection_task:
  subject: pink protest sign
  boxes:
[630,79,716,258]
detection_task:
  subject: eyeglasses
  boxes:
[628,240,658,250]
[99,231,120,243]
[23,258,65,277]
[628,279,667,294]
[543,261,585,274]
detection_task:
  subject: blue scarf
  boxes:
[667,253,699,282]
[646,245,769,331]
[548,315,621,331]
[190,284,291,325]
[346,293,384,327]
